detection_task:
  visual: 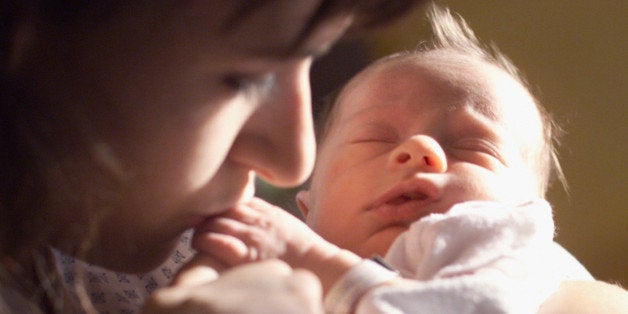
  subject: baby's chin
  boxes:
[352,227,406,258]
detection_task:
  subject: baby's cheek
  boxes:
[494,167,539,201]
[305,207,348,249]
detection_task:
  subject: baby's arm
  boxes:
[192,197,362,294]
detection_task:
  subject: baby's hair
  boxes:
[315,3,565,196]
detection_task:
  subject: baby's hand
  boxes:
[192,197,329,269]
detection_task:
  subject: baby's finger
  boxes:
[247,196,277,210]
[196,216,250,235]
[195,217,273,258]
[192,232,254,266]
[214,202,267,225]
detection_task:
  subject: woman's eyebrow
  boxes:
[223,0,336,60]
[241,45,332,60]
[223,1,269,32]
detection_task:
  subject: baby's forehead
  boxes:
[370,52,509,95]
[348,52,532,118]
[335,50,545,147]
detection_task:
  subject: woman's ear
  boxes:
[296,190,312,219]
[4,11,37,72]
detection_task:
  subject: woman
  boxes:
[0,1,423,312]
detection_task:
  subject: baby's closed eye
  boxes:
[447,138,506,167]
[347,123,399,144]
[349,136,397,144]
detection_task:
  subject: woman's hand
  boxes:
[143,256,323,313]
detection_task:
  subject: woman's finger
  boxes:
[170,254,224,287]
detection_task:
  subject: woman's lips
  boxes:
[190,170,256,225]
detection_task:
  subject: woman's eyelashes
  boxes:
[222,72,276,96]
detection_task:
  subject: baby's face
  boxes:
[300,54,544,257]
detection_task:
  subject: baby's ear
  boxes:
[295,190,312,219]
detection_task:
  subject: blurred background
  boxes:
[258,0,626,286]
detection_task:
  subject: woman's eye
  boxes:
[223,72,275,95]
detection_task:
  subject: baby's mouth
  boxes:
[369,178,441,224]
[370,192,433,224]
[385,191,429,206]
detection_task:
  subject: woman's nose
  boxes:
[387,135,447,173]
[229,60,316,187]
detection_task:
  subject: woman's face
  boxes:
[22,1,350,271]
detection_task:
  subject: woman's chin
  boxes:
[85,238,181,274]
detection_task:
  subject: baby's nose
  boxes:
[387,135,447,173]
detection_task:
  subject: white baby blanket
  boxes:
[346,199,593,314]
